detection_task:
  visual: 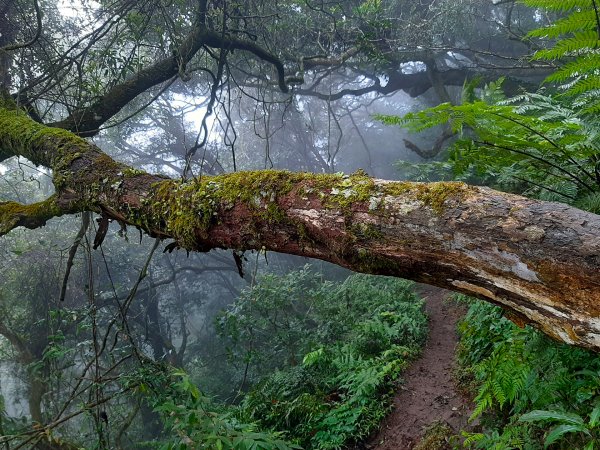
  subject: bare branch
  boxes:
[0,0,42,52]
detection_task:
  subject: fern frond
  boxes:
[545,54,600,82]
[533,31,600,60]
[568,75,600,94]
[522,0,593,12]
[575,192,600,213]
[581,98,600,113]
[528,9,597,39]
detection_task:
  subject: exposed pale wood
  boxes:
[1,105,600,350]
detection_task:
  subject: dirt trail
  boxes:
[366,286,473,450]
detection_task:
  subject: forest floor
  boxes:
[365,286,474,450]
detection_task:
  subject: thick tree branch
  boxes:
[296,67,543,101]
[2,105,600,350]
[0,196,69,236]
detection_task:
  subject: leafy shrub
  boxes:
[457,298,600,450]
[220,268,428,449]
[138,268,427,449]
[128,364,300,450]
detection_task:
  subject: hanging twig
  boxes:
[59,212,90,302]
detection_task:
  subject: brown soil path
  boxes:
[366,286,473,450]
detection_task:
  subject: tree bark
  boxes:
[1,104,600,350]
[28,377,46,423]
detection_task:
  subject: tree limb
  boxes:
[2,105,600,350]
[295,67,539,101]
[0,196,69,236]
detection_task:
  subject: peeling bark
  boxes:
[1,105,600,350]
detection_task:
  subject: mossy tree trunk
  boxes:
[2,105,600,350]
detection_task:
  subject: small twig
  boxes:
[0,0,42,52]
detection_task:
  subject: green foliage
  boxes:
[518,409,597,448]
[456,299,600,450]
[127,363,300,450]
[378,0,600,195]
[379,85,599,199]
[522,0,600,113]
[131,268,427,449]
[216,268,427,449]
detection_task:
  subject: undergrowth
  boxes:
[456,297,600,450]
[143,267,428,449]
[229,269,428,449]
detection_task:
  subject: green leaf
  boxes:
[519,410,585,426]
[589,403,600,427]
[544,424,588,447]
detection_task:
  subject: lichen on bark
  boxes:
[2,103,600,350]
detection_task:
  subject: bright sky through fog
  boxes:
[54,0,216,173]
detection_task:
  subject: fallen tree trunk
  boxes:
[1,103,600,350]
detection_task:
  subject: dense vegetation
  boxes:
[110,269,427,450]
[457,299,600,449]
[230,270,426,448]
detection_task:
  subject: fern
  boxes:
[520,0,600,112]
[528,9,598,39]
[523,0,597,12]
[470,335,530,420]
[576,191,600,212]
[546,54,600,83]
[379,64,599,200]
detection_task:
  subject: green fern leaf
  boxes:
[534,31,600,60]
[522,0,594,12]
[529,9,597,39]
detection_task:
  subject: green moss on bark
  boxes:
[145,171,303,248]
[0,107,86,166]
[138,171,471,249]
[383,181,469,214]
[0,197,63,235]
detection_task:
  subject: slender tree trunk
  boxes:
[28,376,45,423]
